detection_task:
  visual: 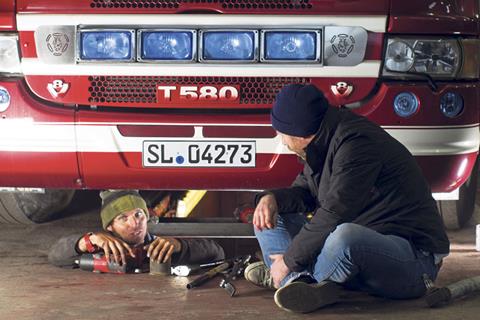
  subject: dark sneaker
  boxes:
[244,261,275,289]
[274,280,342,313]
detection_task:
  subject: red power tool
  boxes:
[76,247,147,274]
[76,253,129,274]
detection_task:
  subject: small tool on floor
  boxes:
[185,254,252,297]
[219,254,252,297]
[171,260,227,277]
[186,261,232,289]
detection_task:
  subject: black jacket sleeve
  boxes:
[48,233,84,268]
[49,233,225,268]
[171,239,225,265]
[284,136,383,271]
[255,171,317,214]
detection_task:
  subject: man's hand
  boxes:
[270,254,290,289]
[145,237,181,263]
[253,194,278,231]
[90,232,135,266]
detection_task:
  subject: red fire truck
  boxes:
[0,0,478,228]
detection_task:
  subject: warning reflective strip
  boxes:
[386,126,479,156]
[432,188,460,201]
[0,122,477,156]
[21,58,381,78]
[17,14,387,33]
[0,121,76,152]
[0,122,285,153]
[382,124,480,129]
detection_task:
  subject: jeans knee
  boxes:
[253,226,275,240]
[323,223,364,254]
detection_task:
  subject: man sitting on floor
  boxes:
[244,84,449,313]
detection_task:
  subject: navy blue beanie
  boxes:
[271,84,329,137]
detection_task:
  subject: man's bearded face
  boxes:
[107,208,148,245]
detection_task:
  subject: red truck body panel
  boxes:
[0,0,478,193]
[389,1,479,35]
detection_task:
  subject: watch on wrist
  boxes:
[83,232,98,253]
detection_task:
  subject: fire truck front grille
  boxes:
[89,0,313,10]
[87,76,311,106]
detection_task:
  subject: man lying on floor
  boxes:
[49,190,224,269]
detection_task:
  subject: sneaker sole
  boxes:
[274,281,341,313]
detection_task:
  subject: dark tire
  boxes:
[0,189,75,224]
[438,159,479,230]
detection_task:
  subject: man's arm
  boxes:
[48,233,85,268]
[255,171,317,214]
[253,167,318,230]
[172,239,225,265]
[283,136,383,271]
[49,231,135,268]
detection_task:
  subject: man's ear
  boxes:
[106,225,113,232]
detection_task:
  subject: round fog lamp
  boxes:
[440,92,464,118]
[385,41,414,72]
[393,92,419,118]
[0,86,10,112]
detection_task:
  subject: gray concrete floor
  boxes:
[0,191,480,320]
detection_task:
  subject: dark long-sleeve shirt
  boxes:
[48,232,225,268]
[257,107,449,272]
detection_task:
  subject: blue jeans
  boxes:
[255,213,440,299]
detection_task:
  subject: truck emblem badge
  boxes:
[331,82,353,98]
[46,33,70,57]
[47,80,69,98]
[330,34,355,58]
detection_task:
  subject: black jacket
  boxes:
[48,232,225,268]
[260,107,450,272]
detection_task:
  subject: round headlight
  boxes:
[0,37,21,74]
[0,86,10,112]
[394,92,419,118]
[385,41,414,72]
[413,40,460,76]
[440,92,464,118]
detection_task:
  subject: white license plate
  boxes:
[143,140,256,167]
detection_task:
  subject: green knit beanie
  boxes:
[100,190,149,230]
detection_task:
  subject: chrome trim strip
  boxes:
[21,58,381,77]
[17,14,388,33]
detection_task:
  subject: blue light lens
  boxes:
[264,32,317,60]
[203,31,255,60]
[0,87,10,112]
[80,31,132,60]
[393,92,419,117]
[440,92,464,118]
[141,31,193,60]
